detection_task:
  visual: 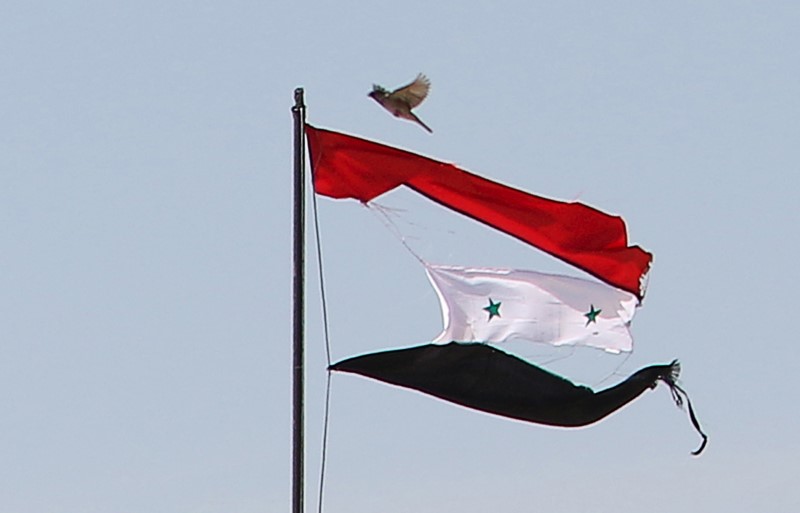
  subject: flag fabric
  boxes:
[331,343,707,454]
[306,125,652,299]
[426,264,638,353]
[330,342,679,428]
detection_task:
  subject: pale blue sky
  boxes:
[2,1,799,512]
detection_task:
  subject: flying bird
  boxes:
[368,74,433,133]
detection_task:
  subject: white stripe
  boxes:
[425,264,638,353]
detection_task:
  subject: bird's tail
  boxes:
[411,113,433,133]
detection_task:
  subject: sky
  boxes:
[2,1,799,512]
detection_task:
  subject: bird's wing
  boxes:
[390,74,430,108]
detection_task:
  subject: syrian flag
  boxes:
[306,125,652,299]
[426,264,638,353]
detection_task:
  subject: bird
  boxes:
[368,73,433,133]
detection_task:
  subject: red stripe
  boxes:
[307,125,651,299]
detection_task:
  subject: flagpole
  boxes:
[291,87,306,513]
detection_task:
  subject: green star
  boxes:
[483,298,502,321]
[584,304,602,326]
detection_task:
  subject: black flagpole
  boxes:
[291,87,306,513]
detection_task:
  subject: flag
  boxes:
[426,264,637,353]
[306,125,652,299]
